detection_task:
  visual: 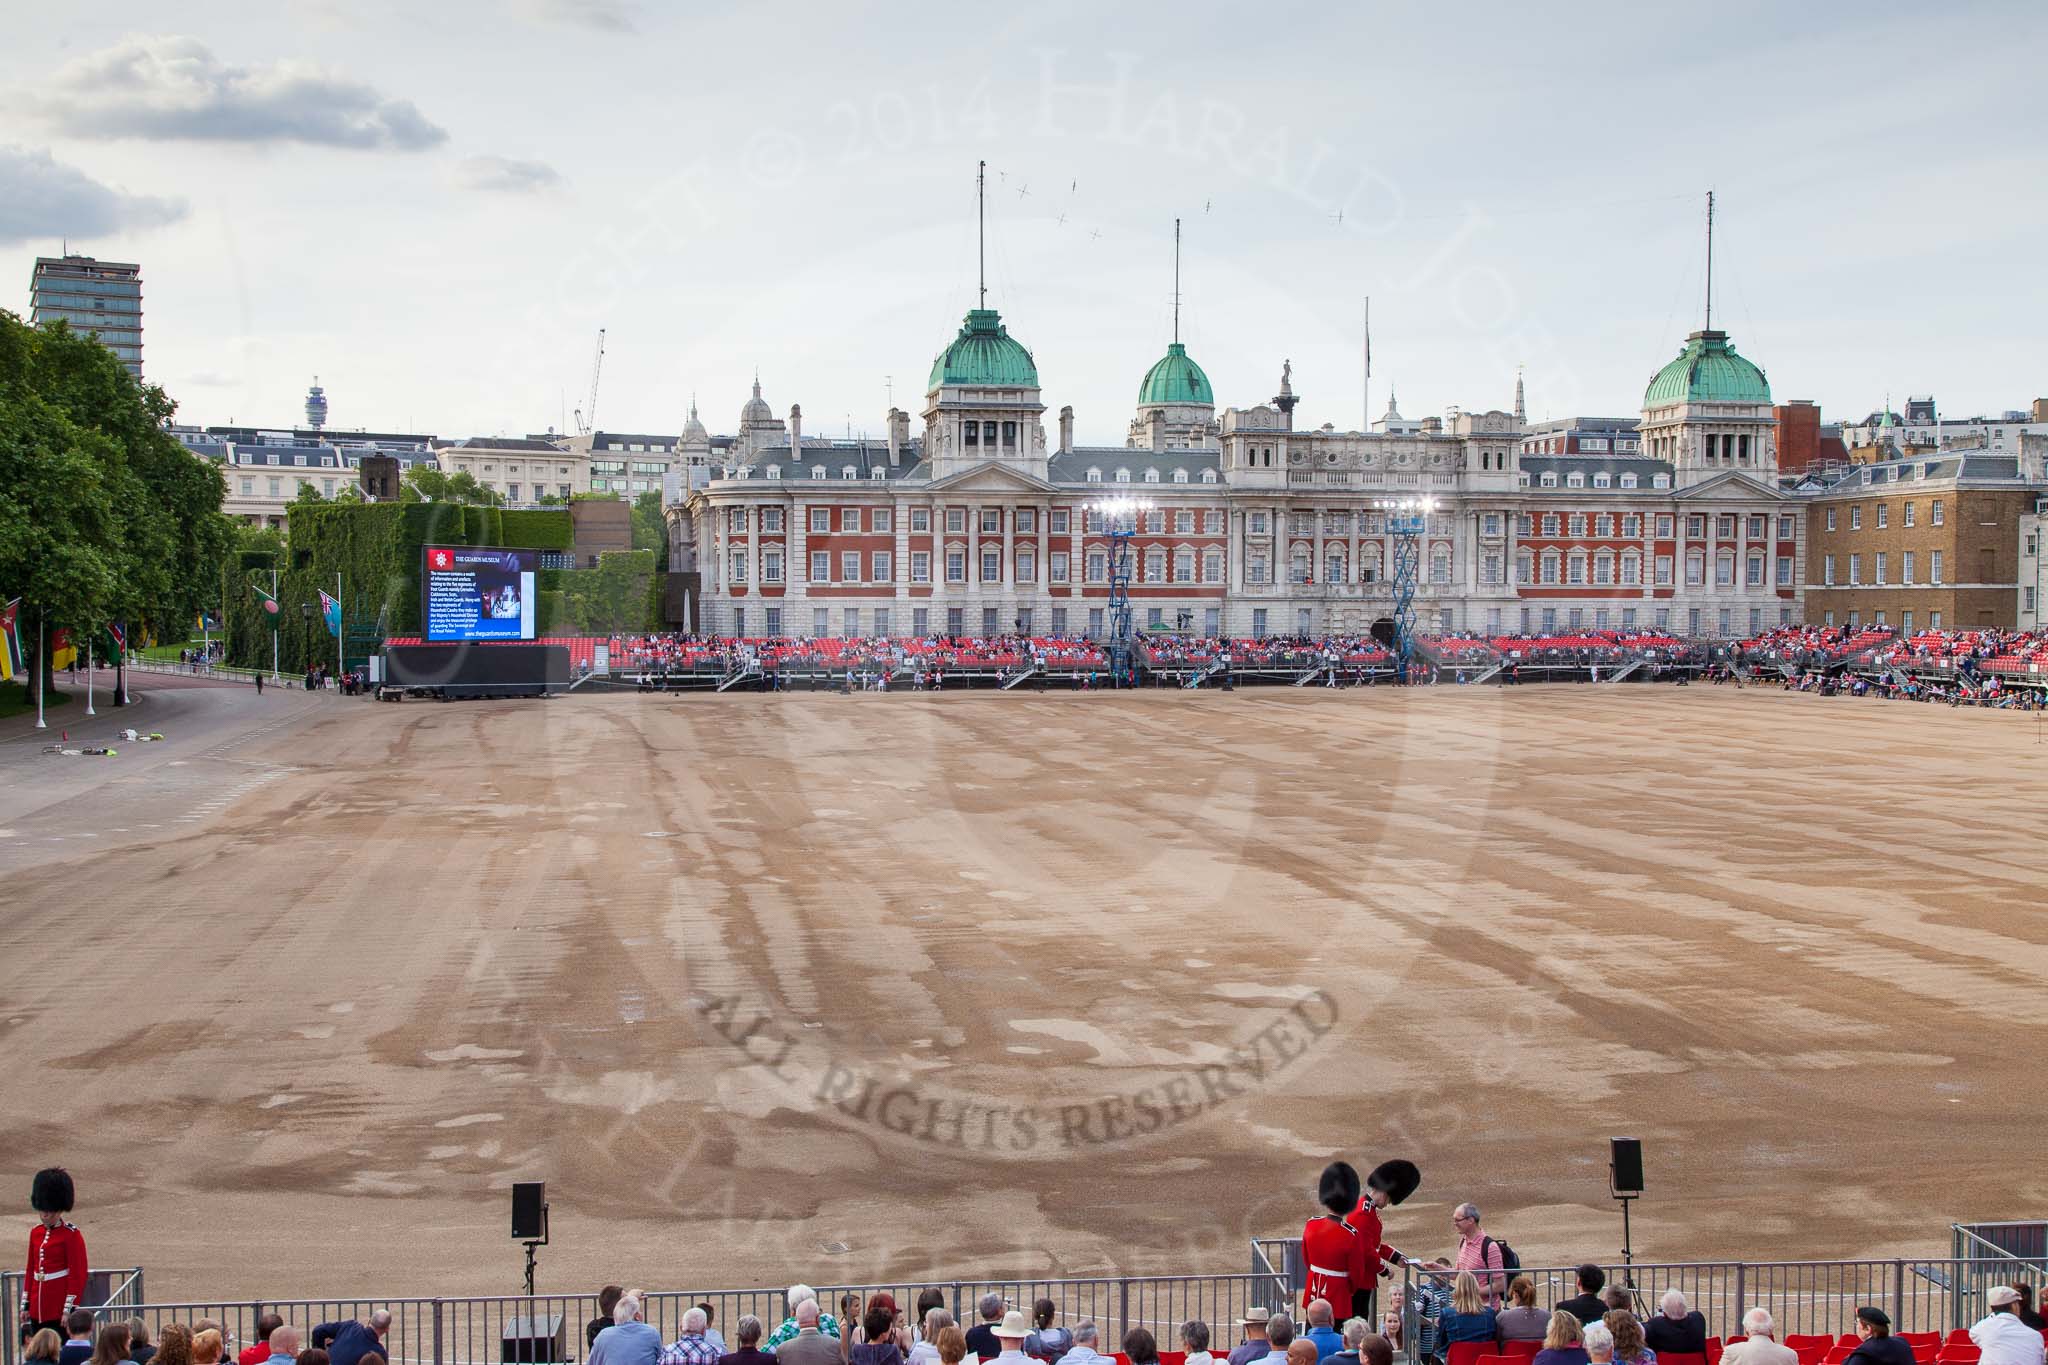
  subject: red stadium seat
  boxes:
[1160,1354,1187,1365]
[1476,1355,1514,1365]
[1788,1339,1835,1355]
[1503,1343,1542,1359]
[1448,1343,1492,1365]
[1943,1334,1972,1348]
[1936,1349,1980,1365]
[1660,1352,1708,1365]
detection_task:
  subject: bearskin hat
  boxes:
[1318,1160,1361,1215]
[31,1168,74,1214]
[1366,1159,1420,1206]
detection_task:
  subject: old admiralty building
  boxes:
[668,302,1800,640]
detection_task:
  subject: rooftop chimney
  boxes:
[1059,405,1074,453]
[789,403,802,458]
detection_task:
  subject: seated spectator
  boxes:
[988,1312,1034,1365]
[192,1335,226,1365]
[588,1295,628,1355]
[1584,1325,1617,1365]
[590,1294,662,1365]
[2013,1287,2047,1335]
[1970,1289,2043,1365]
[718,1317,773,1365]
[660,1308,725,1365]
[60,1312,98,1365]
[698,1307,728,1355]
[93,1326,135,1365]
[240,1320,285,1365]
[27,1330,64,1365]
[1229,1311,1272,1365]
[911,1313,955,1365]
[1356,1336,1393,1365]
[770,1289,842,1353]
[1326,1322,1366,1365]
[1602,1292,1634,1319]
[1605,1315,1654,1365]
[1263,1317,1298,1365]
[1497,1279,1551,1344]
[1055,1322,1110,1365]
[965,1297,1008,1362]
[155,1326,195,1365]
[1303,1303,1345,1361]
[1444,1274,1499,1346]
[851,1307,908,1365]
[1642,1294,1703,1357]
[933,1329,967,1365]
[1556,1268,1610,1330]
[312,1313,391,1365]
[1532,1312,1590,1365]
[1378,1292,1406,1359]
[295,1350,330,1365]
[129,1321,158,1365]
[1286,1345,1317,1365]
[262,1326,299,1365]
[1718,1309,1795,1365]
[1027,1302,1072,1364]
[1124,1330,1161,1365]
[1842,1309,1914,1365]
[1181,1322,1215,1365]
[914,1296,947,1346]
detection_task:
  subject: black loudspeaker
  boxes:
[502,1315,565,1363]
[1610,1137,1644,1196]
[511,1181,546,1240]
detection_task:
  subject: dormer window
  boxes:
[766,466,781,479]
[1172,468,1189,484]
[1087,467,1102,483]
[1620,472,1638,489]
[1593,472,1611,488]
[1143,468,1160,484]
[871,467,887,480]
[1653,473,1671,489]
[1201,469,1217,484]
[842,466,857,479]
[1115,468,1131,483]
[1539,471,1558,487]
[1566,472,1585,487]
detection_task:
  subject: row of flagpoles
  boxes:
[2,597,133,729]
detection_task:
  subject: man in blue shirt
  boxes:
[589,1295,663,1365]
[312,1312,392,1365]
[1303,1304,1345,1362]
[263,1326,302,1365]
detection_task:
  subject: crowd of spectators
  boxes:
[19,1313,390,1365]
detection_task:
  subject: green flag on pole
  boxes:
[253,579,282,631]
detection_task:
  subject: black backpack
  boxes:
[1481,1235,1523,1275]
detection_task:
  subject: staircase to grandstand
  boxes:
[716,661,761,691]
[998,661,1041,690]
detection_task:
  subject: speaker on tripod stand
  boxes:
[1609,1138,1646,1310]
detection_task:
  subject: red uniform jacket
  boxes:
[1301,1214,1371,1317]
[1351,1199,1400,1276]
[23,1221,87,1322]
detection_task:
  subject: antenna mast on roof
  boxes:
[977,160,987,309]
[1363,296,1372,432]
[1704,189,1715,332]
[1172,217,1182,344]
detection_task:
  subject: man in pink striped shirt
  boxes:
[1448,1204,1507,1304]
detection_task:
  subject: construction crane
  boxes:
[573,328,606,436]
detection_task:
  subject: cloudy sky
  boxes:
[5,1,2044,445]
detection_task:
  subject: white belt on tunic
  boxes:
[1308,1264,1349,1280]
[32,1271,73,1281]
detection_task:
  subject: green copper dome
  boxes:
[929,308,1039,390]
[1137,341,1214,406]
[1644,330,1771,408]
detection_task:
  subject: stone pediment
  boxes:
[1674,469,1789,501]
[924,460,1059,494]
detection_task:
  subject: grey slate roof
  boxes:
[1520,454,1675,488]
[1048,447,1223,484]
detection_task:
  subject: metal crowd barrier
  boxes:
[10,1257,2043,1365]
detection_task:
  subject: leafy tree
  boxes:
[401,464,501,506]
[0,310,233,704]
[631,489,669,569]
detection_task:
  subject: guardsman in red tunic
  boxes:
[21,1169,86,1343]
[1348,1159,1421,1325]
[1303,1162,1372,1324]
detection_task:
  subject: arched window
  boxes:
[1429,545,1451,584]
[1291,548,1311,584]
[1324,547,1347,584]
[766,465,781,479]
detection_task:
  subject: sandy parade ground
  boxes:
[3,679,2047,1302]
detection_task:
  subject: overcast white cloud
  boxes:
[31,34,446,150]
[0,145,186,246]
[526,0,639,32]
[456,155,565,194]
